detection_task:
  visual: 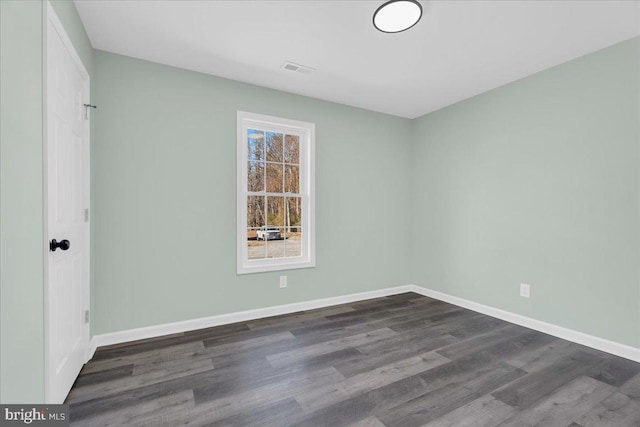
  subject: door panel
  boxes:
[46,4,90,404]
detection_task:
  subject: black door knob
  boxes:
[50,239,70,252]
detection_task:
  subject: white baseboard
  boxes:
[89,285,414,351]
[87,338,98,362]
[409,284,640,363]
[87,283,640,364]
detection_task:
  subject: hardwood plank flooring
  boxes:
[67,293,640,426]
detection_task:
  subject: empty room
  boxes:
[1,0,640,425]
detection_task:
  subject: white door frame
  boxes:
[43,0,91,404]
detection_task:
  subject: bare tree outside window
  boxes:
[246,129,302,259]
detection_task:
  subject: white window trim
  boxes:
[236,111,316,274]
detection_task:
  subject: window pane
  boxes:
[266,163,283,193]
[285,135,299,164]
[286,197,302,227]
[248,229,266,260]
[285,165,299,194]
[267,196,285,226]
[248,161,264,192]
[247,196,265,228]
[248,129,264,161]
[286,227,302,257]
[266,227,285,258]
[266,132,284,162]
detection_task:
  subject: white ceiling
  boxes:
[74,0,640,119]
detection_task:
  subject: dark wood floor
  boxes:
[66,293,640,426]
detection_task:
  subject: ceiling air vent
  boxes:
[282,61,314,75]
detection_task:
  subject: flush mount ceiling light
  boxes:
[373,0,423,33]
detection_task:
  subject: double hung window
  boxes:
[237,111,315,274]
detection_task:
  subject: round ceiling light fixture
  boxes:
[373,0,423,33]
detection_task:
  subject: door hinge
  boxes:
[84,208,89,222]
[84,310,90,324]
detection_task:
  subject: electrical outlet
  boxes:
[520,283,530,298]
[279,276,287,288]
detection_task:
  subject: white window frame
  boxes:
[237,111,316,274]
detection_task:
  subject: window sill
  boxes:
[237,259,316,275]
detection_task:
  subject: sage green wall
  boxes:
[0,0,92,403]
[0,0,45,404]
[410,37,640,347]
[91,50,412,335]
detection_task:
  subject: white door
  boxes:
[45,3,90,404]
